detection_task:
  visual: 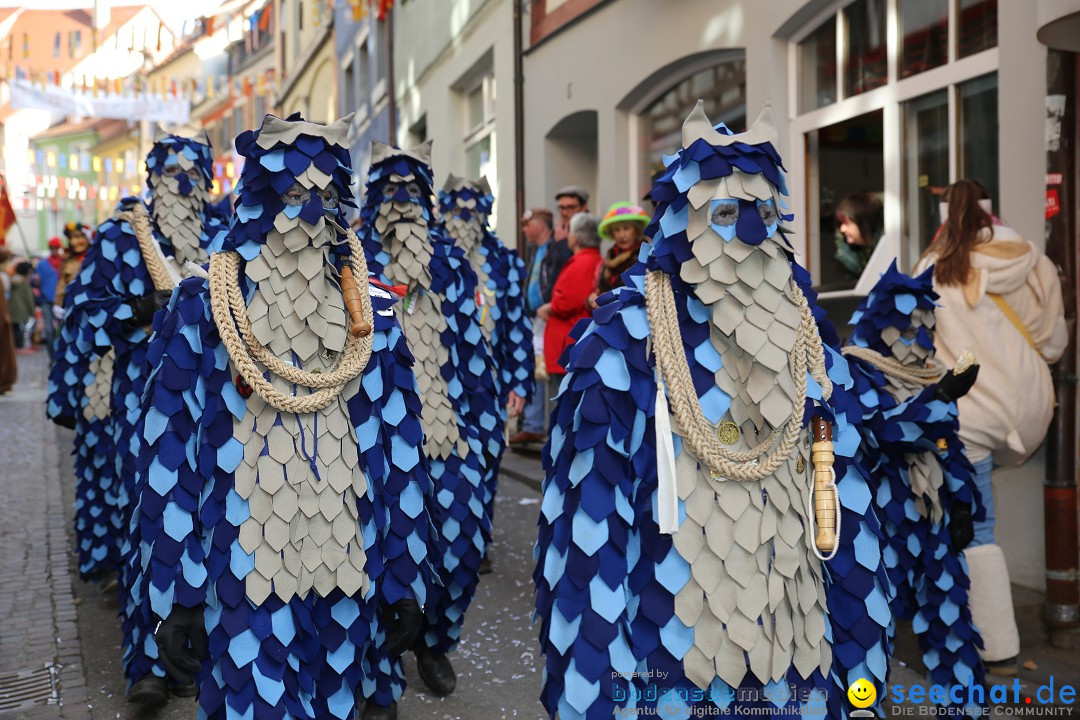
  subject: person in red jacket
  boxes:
[538,212,603,387]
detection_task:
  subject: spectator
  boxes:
[55,223,90,310]
[835,191,883,282]
[0,247,15,393]
[35,236,64,358]
[915,179,1067,676]
[553,185,589,244]
[539,212,603,391]
[588,201,649,309]
[511,208,567,445]
[9,260,35,351]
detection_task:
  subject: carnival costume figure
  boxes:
[358,143,499,718]
[128,114,435,720]
[533,103,892,719]
[842,262,984,699]
[439,176,533,522]
[47,130,226,705]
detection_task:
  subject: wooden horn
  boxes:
[811,416,838,554]
[340,264,372,338]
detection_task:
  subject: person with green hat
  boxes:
[589,202,650,308]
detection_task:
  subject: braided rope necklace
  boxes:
[840,345,943,386]
[209,227,374,413]
[644,269,832,481]
[119,203,175,292]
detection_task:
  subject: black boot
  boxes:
[415,645,456,696]
[170,682,198,698]
[127,675,169,707]
[362,701,398,720]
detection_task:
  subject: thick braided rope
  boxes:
[644,269,831,481]
[840,345,943,386]
[209,229,374,414]
[120,203,174,292]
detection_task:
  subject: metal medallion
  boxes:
[717,421,740,445]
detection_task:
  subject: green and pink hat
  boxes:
[598,202,651,239]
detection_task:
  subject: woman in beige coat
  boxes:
[916,179,1066,675]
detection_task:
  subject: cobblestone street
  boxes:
[0,350,87,718]
[0,350,547,720]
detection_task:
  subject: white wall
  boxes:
[393,0,517,239]
[522,0,804,217]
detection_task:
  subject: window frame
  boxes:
[786,0,999,294]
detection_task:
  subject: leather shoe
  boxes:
[477,555,493,575]
[509,431,545,445]
[415,645,456,696]
[362,701,397,720]
[127,675,169,707]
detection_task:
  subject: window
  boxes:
[899,0,948,79]
[959,0,997,58]
[844,0,887,97]
[69,30,82,58]
[958,74,999,209]
[790,0,1002,296]
[639,57,746,198]
[343,61,356,113]
[358,40,371,101]
[799,16,836,112]
[408,115,428,147]
[53,31,61,58]
[462,70,497,220]
[903,90,949,253]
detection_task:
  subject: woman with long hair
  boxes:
[916,179,1066,676]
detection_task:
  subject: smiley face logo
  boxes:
[847,678,876,709]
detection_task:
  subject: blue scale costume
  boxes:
[439,178,533,518]
[358,145,500,710]
[843,262,985,699]
[47,132,225,694]
[533,104,892,720]
[127,114,436,720]
[47,318,121,578]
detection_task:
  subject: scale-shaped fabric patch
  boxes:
[129,114,435,720]
[846,266,985,700]
[359,146,499,708]
[47,132,226,691]
[534,103,890,720]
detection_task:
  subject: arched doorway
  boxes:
[619,50,747,202]
[544,110,598,211]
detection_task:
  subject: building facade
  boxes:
[391,0,1073,595]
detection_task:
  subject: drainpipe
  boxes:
[386,6,396,144]
[1043,48,1080,642]
[512,0,525,256]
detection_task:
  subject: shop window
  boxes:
[899,0,948,79]
[844,0,887,97]
[798,17,836,113]
[903,90,949,254]
[810,109,885,294]
[959,0,997,58]
[640,58,746,198]
[958,73,999,210]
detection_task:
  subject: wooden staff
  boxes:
[340,264,372,338]
[811,416,838,554]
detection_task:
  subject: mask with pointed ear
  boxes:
[370,140,394,167]
[442,173,464,193]
[476,176,492,196]
[153,128,170,144]
[680,100,779,150]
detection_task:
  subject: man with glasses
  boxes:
[553,185,588,243]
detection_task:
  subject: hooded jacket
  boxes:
[916,225,1066,464]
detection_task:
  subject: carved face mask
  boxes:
[708,197,780,244]
[280,181,341,223]
[379,176,425,220]
[155,149,207,197]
